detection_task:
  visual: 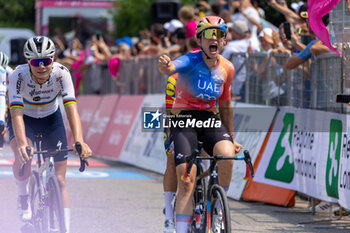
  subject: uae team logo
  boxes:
[326,119,342,199]
[264,113,295,183]
[143,109,162,129]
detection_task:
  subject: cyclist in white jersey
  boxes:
[0,52,12,138]
[0,51,14,78]
[7,36,92,232]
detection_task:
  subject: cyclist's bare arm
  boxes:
[10,108,32,164]
[218,99,242,153]
[64,103,92,159]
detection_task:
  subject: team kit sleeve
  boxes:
[58,65,77,106]
[0,70,6,122]
[165,74,177,112]
[8,70,24,110]
[172,54,192,74]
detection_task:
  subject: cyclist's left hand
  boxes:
[74,142,92,160]
[233,141,243,154]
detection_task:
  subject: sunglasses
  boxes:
[29,58,53,67]
[202,28,226,39]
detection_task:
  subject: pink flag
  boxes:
[308,0,342,55]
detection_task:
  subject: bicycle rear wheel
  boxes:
[209,184,231,233]
[47,176,66,233]
[29,171,47,233]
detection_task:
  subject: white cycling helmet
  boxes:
[23,36,55,59]
[0,52,9,68]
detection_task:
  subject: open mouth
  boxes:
[209,44,218,53]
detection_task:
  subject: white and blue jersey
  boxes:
[0,66,6,123]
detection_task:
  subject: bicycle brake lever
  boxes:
[75,142,82,155]
[79,157,89,172]
[243,150,255,178]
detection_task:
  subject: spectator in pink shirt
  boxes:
[178,6,197,50]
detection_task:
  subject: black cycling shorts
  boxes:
[7,108,68,162]
[171,110,233,166]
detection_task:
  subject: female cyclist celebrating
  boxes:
[158,16,242,233]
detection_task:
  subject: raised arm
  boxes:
[158,54,176,75]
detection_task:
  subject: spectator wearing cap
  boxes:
[258,28,281,53]
[222,20,251,98]
[231,0,262,53]
[164,19,183,36]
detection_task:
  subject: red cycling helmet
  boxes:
[196,16,227,38]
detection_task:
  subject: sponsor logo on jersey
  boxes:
[16,75,23,95]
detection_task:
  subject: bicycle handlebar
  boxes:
[181,149,255,181]
[18,142,89,176]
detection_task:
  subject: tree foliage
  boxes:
[0,0,35,30]
[112,0,154,38]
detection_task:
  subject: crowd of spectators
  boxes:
[49,0,336,99]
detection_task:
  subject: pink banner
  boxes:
[38,1,115,8]
[97,95,145,160]
[308,0,342,55]
[84,94,120,153]
[67,95,103,146]
[65,95,102,147]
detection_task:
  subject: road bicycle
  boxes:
[19,133,89,233]
[182,141,254,233]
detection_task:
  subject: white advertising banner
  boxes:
[228,103,277,200]
[120,94,166,174]
[254,107,350,209]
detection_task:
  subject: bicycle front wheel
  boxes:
[29,171,47,233]
[209,185,231,233]
[47,176,66,233]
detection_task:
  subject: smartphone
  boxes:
[336,94,350,103]
[283,22,291,40]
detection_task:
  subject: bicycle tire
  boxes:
[47,176,66,233]
[29,170,47,233]
[189,163,208,233]
[209,184,231,233]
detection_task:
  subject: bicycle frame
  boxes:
[19,133,87,233]
[183,142,255,233]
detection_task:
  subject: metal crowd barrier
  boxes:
[79,52,344,113]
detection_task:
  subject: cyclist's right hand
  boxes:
[17,145,33,165]
[158,54,175,75]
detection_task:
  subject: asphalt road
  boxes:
[0,146,349,233]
